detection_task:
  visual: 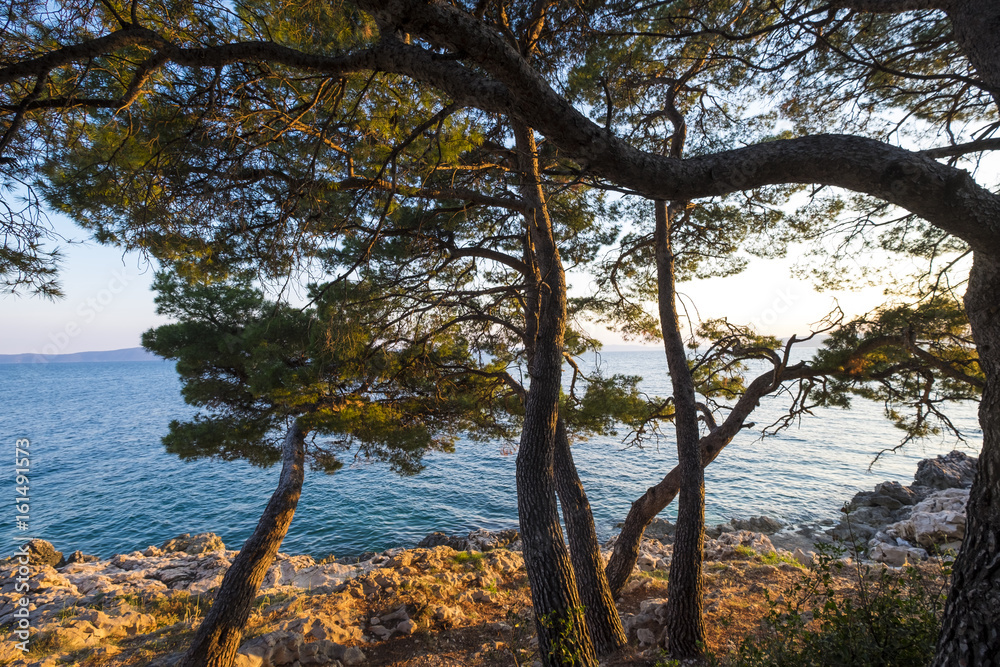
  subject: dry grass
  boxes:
[6,547,950,667]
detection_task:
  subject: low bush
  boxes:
[724,543,949,667]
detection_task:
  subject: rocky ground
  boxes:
[0,451,975,667]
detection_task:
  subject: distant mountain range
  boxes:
[0,347,163,364]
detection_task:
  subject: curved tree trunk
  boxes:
[933,254,1000,666]
[179,420,306,667]
[513,123,597,667]
[553,417,628,655]
[605,368,803,596]
[655,200,706,659]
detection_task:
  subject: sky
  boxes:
[0,209,900,356]
[0,220,167,355]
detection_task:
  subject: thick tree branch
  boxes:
[902,333,985,388]
[353,0,1000,254]
[5,7,999,254]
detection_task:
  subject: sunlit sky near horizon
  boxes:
[0,208,908,356]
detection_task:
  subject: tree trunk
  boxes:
[553,417,628,655]
[933,253,1000,666]
[179,420,306,667]
[947,0,1000,108]
[605,367,803,597]
[513,122,597,667]
[655,200,706,659]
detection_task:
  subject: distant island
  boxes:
[0,347,163,364]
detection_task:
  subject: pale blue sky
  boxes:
[0,214,167,355]
[0,209,898,355]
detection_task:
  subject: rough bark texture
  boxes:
[655,201,706,659]
[932,254,1000,667]
[5,1,999,250]
[179,421,306,667]
[553,417,628,655]
[352,0,1000,254]
[948,0,1000,107]
[513,123,597,667]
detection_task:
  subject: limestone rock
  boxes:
[869,542,927,566]
[705,522,733,539]
[432,604,464,626]
[636,627,656,646]
[636,554,661,572]
[235,630,354,667]
[704,531,775,560]
[65,550,99,565]
[874,481,921,506]
[643,518,676,541]
[147,652,183,667]
[160,532,226,555]
[417,532,468,550]
[380,604,409,623]
[624,597,670,642]
[885,488,969,548]
[416,528,519,552]
[279,614,361,644]
[483,549,523,574]
[792,548,814,568]
[16,540,64,568]
[343,646,367,665]
[262,553,358,590]
[730,516,785,535]
[914,450,977,490]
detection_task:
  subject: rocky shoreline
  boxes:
[0,450,975,666]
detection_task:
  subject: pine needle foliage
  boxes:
[143,270,513,474]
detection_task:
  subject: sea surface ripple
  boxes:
[0,351,982,558]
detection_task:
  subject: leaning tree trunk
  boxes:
[655,200,707,659]
[553,417,628,655]
[932,254,1000,666]
[179,420,306,667]
[513,123,597,667]
[605,367,802,596]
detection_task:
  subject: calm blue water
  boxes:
[0,352,982,559]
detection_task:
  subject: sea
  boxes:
[0,350,983,559]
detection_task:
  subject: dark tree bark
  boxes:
[553,417,628,655]
[654,200,707,659]
[605,366,810,597]
[932,254,1000,667]
[513,123,597,667]
[947,0,1000,107]
[179,420,306,667]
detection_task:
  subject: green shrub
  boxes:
[759,551,805,569]
[452,551,486,570]
[640,568,670,581]
[724,543,949,667]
